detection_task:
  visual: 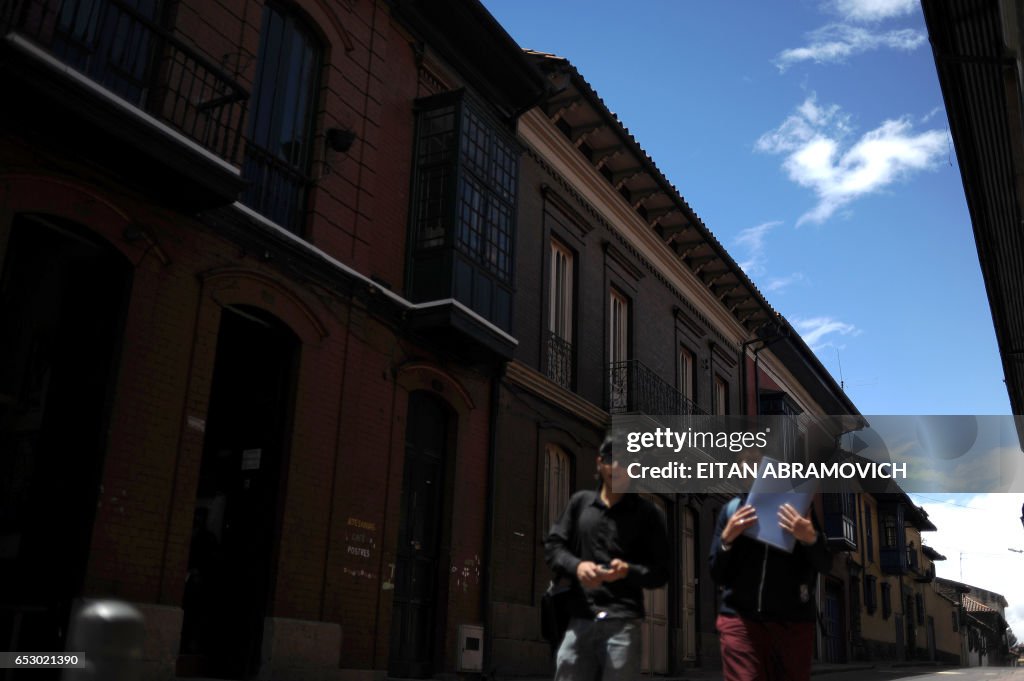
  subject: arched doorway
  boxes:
[681,505,697,663]
[822,578,846,663]
[0,214,131,666]
[178,305,298,680]
[640,493,669,674]
[389,391,454,678]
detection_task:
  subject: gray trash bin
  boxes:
[62,600,145,681]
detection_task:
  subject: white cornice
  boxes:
[518,108,750,347]
[505,360,607,428]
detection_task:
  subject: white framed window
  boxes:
[609,288,629,364]
[543,444,572,532]
[608,289,630,410]
[549,240,573,342]
[714,375,728,415]
[546,240,574,389]
[678,346,694,404]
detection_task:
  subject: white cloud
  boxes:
[776,24,926,70]
[793,316,858,350]
[734,221,780,275]
[732,222,805,295]
[756,96,851,154]
[834,0,917,22]
[764,273,806,293]
[756,95,947,225]
[920,105,944,125]
[915,493,1024,639]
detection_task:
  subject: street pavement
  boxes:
[654,664,1024,681]
[817,666,1024,681]
[176,664,1024,681]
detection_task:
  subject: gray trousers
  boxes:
[554,617,641,681]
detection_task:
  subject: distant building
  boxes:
[936,577,1011,667]
[829,492,1012,666]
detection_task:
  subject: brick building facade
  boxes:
[0,0,543,678]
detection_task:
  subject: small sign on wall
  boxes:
[241,449,261,470]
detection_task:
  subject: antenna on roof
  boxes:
[835,348,845,391]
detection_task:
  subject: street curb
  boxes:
[811,664,876,675]
[888,660,947,668]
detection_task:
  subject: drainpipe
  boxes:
[739,338,759,417]
[739,327,789,416]
[482,358,504,677]
[708,341,717,411]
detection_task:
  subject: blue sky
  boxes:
[912,493,1024,637]
[483,0,1010,417]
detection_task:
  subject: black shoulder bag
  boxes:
[540,496,581,647]
[540,575,573,646]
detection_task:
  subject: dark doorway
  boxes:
[178,306,297,680]
[0,214,130,679]
[389,392,452,678]
[895,614,905,661]
[905,595,916,659]
[822,579,846,663]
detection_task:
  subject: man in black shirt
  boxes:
[544,434,669,681]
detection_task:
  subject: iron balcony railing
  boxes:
[544,331,574,390]
[607,359,706,417]
[2,0,249,165]
[241,141,313,235]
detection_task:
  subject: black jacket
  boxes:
[545,489,669,620]
[709,496,832,622]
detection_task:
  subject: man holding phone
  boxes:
[544,432,669,681]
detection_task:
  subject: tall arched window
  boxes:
[542,444,572,533]
[243,2,321,234]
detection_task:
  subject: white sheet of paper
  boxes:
[741,457,818,553]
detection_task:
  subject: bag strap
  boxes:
[550,492,586,587]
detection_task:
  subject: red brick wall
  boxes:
[1,0,500,673]
[0,164,495,671]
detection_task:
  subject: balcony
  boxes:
[607,359,705,417]
[241,141,312,236]
[824,493,858,552]
[1,0,249,208]
[912,563,935,583]
[405,91,520,359]
[544,331,573,390]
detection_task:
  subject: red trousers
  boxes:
[717,614,815,681]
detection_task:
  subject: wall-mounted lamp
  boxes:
[326,127,356,153]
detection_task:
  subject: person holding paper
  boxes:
[709,484,831,680]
